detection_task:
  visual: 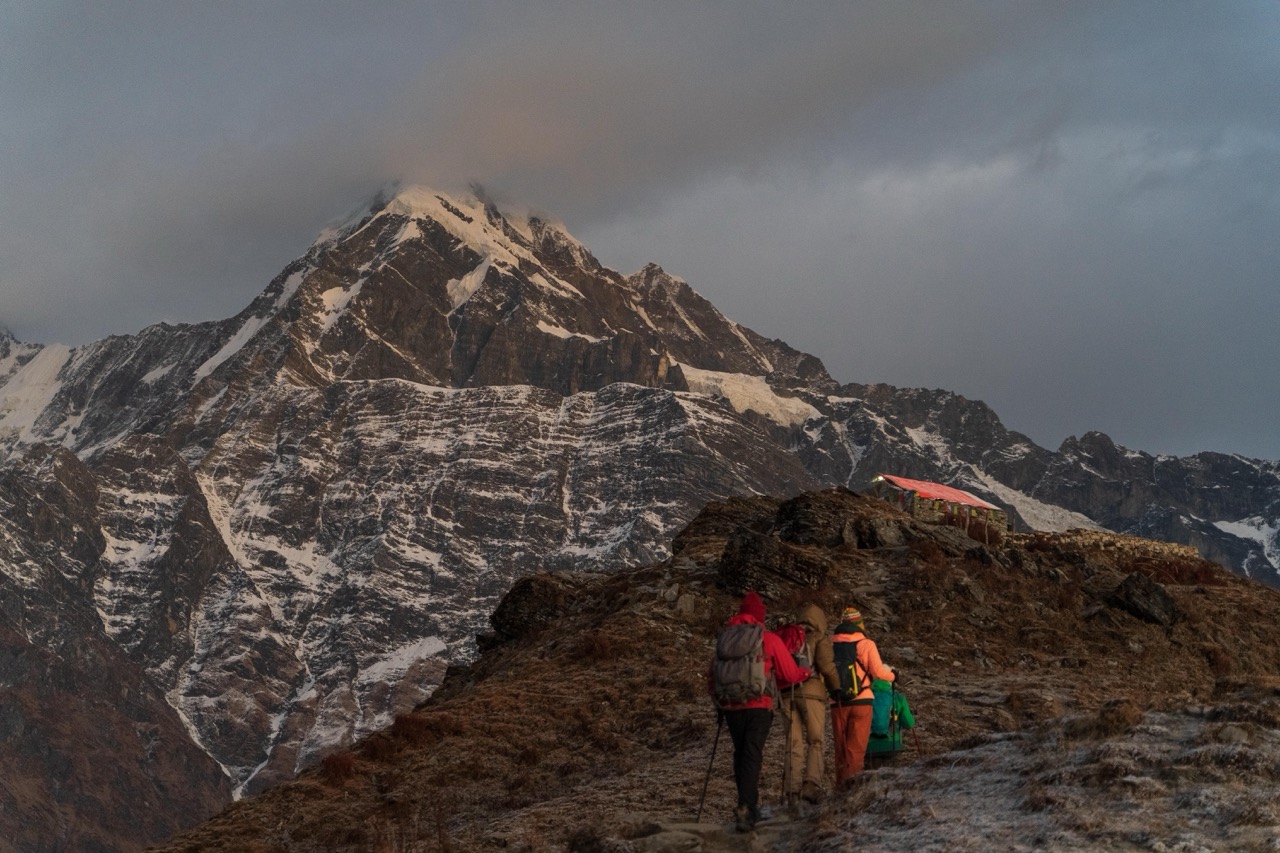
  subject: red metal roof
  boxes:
[874,474,1001,511]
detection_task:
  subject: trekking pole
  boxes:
[782,684,794,805]
[885,679,899,765]
[696,711,724,823]
[896,680,923,756]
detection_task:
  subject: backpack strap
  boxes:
[851,638,865,693]
[802,633,818,680]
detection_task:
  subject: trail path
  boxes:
[616,813,802,852]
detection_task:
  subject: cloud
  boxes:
[3,1,1051,339]
[376,2,1073,219]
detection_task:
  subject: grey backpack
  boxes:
[712,623,773,706]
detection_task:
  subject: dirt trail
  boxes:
[607,813,804,852]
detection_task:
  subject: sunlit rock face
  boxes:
[1,185,1277,849]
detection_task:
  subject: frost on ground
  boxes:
[786,698,1280,853]
[555,694,1280,853]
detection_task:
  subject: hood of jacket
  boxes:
[798,603,828,635]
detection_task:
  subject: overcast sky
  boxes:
[2,2,1278,460]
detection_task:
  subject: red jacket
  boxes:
[710,614,812,710]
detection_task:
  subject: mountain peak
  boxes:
[332,184,597,276]
[382,185,519,244]
[632,261,681,285]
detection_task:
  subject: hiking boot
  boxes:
[734,805,752,832]
[838,775,864,793]
[801,781,824,804]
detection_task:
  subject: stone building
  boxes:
[870,473,1009,543]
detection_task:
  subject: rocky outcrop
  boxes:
[488,572,592,642]
[1108,572,1181,626]
[718,526,834,597]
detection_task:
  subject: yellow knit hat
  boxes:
[841,606,863,624]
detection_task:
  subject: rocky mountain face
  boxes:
[1,185,1278,850]
[0,444,231,851]
[155,488,1280,852]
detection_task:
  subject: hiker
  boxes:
[865,677,916,764]
[778,604,840,806]
[829,606,895,785]
[709,590,811,832]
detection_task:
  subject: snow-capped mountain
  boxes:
[2,185,1278,850]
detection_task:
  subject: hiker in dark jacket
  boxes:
[779,603,840,805]
[709,590,811,832]
[829,606,894,785]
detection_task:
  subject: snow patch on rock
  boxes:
[679,365,819,428]
[0,344,71,447]
[1215,516,1280,568]
[536,321,605,343]
[317,281,365,333]
[971,470,1105,533]
[447,257,493,312]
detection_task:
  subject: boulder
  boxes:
[490,573,585,640]
[921,523,981,556]
[845,515,908,549]
[773,488,879,547]
[716,527,832,598]
[1108,572,1180,627]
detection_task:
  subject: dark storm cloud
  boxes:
[380,2,1050,211]
[1,2,1277,458]
[1,1,1050,336]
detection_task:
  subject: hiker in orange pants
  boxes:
[829,606,895,784]
[831,703,874,782]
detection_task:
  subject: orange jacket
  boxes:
[831,626,894,704]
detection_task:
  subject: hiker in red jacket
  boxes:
[829,606,895,785]
[709,590,811,832]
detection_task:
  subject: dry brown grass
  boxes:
[1233,795,1280,827]
[1063,699,1145,741]
[388,712,437,746]
[1019,780,1058,813]
[1206,702,1280,726]
[1006,689,1065,724]
[1131,556,1228,586]
[1184,743,1277,779]
[907,537,946,567]
[319,752,356,787]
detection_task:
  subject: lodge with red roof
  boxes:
[870,473,1009,543]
